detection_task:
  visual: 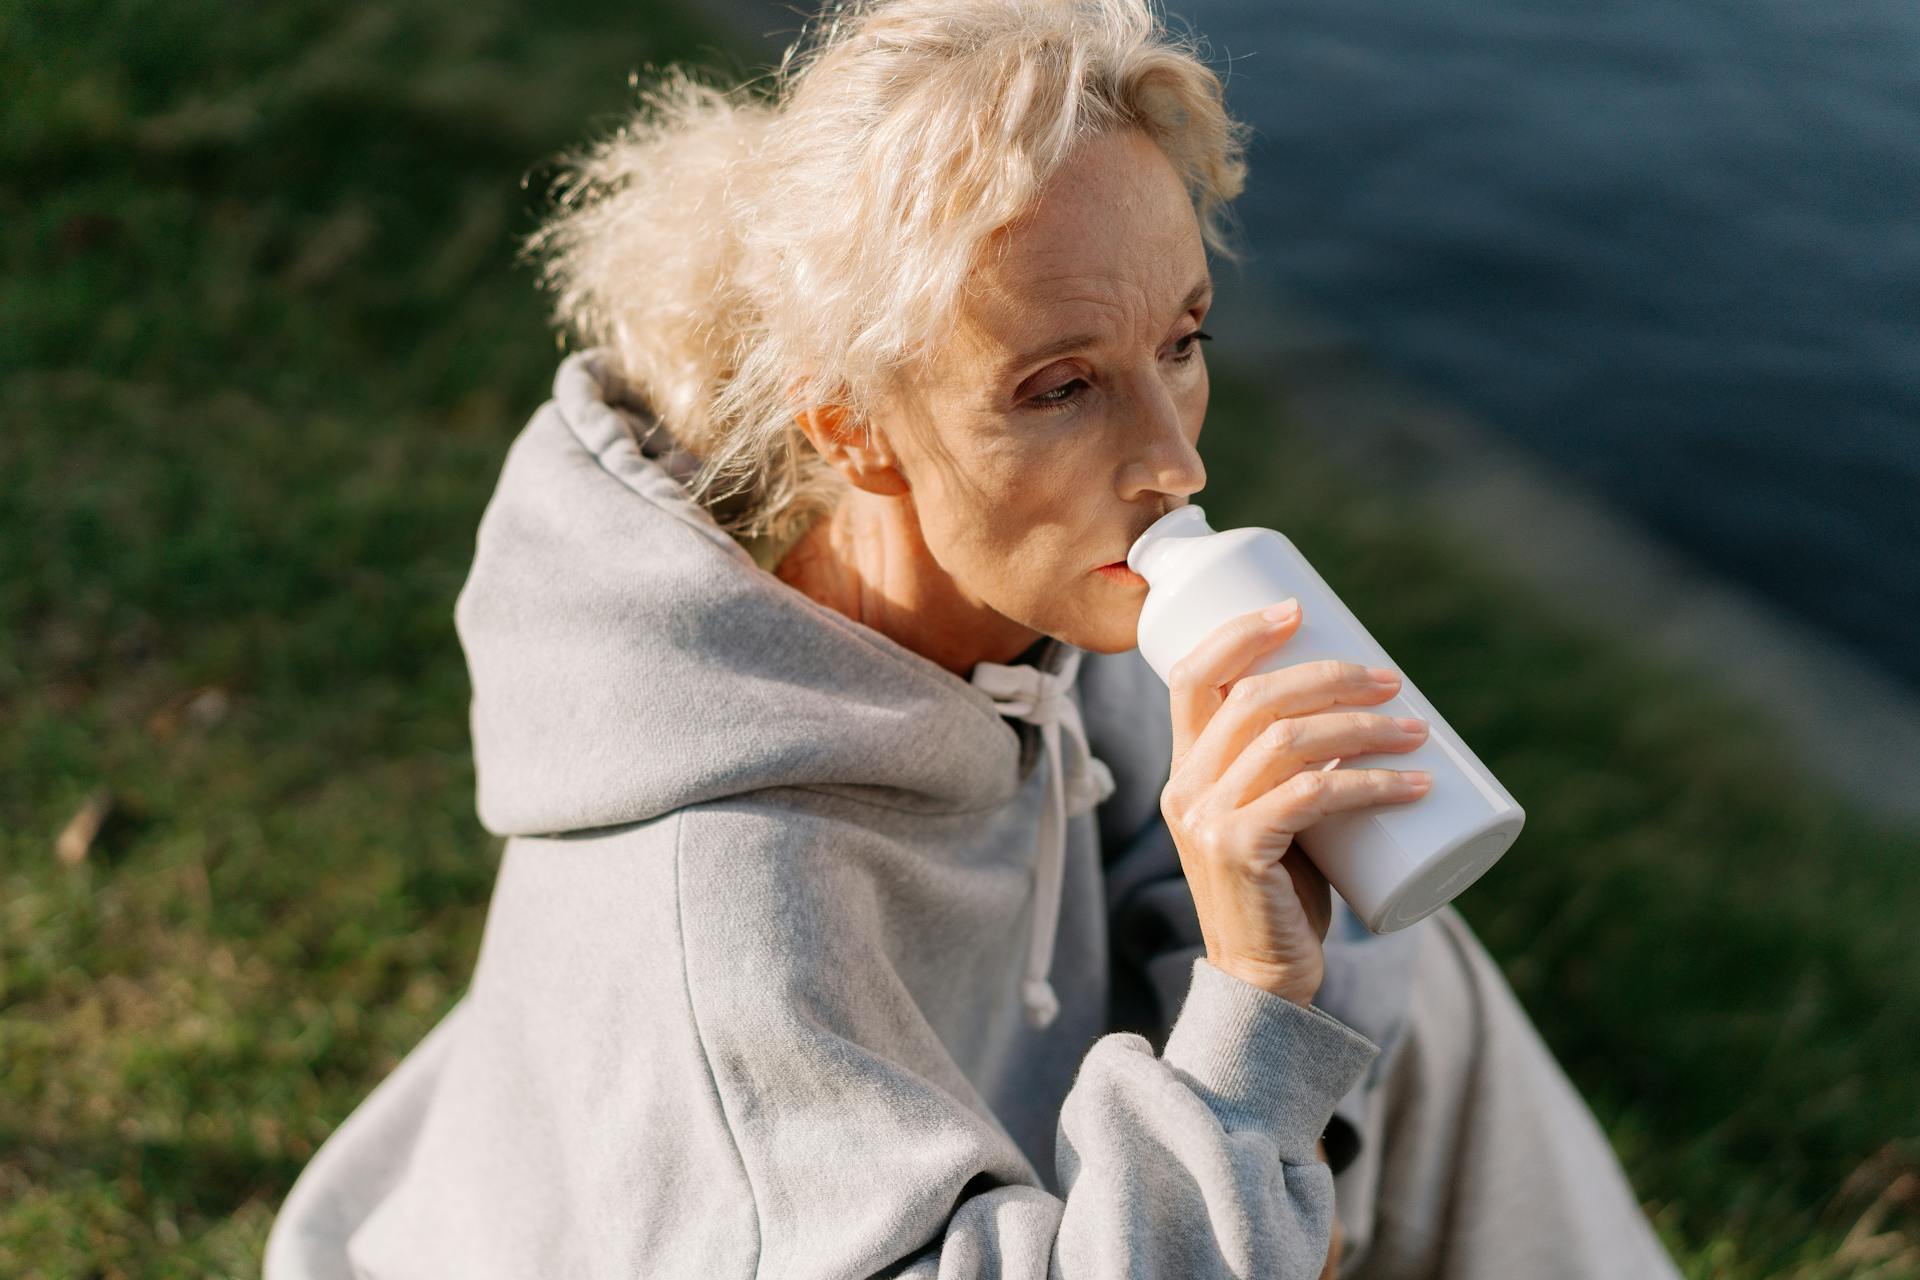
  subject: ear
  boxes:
[794,402,911,497]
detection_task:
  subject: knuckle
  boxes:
[1159,775,1190,817]
[1268,776,1323,826]
[1222,677,1259,711]
[1262,717,1299,752]
[1186,807,1232,861]
[1313,658,1350,686]
[1285,768,1330,804]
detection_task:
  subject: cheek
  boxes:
[930,454,1083,593]
[937,432,1052,528]
[1000,436,1100,526]
[915,415,1102,584]
[1183,357,1209,427]
[909,443,1033,571]
[949,472,1053,557]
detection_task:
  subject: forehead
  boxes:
[956,129,1208,358]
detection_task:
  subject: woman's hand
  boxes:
[1160,599,1432,1006]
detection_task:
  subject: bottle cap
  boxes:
[1126,504,1214,581]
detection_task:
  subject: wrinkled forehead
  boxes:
[954,132,1209,362]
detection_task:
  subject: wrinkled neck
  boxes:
[771,492,1045,678]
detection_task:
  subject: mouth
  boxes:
[1095,506,1184,582]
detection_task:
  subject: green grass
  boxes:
[3,1,1917,1275]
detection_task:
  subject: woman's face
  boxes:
[875,126,1211,657]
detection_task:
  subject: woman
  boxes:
[265,1,1681,1275]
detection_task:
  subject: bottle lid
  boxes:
[1126,504,1214,581]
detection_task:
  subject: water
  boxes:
[1187,0,1920,690]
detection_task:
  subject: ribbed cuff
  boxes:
[1161,956,1381,1164]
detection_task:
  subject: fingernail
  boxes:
[1262,598,1299,624]
[1368,667,1400,685]
[1394,717,1426,733]
[1404,770,1432,788]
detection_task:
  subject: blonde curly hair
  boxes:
[519,0,1249,546]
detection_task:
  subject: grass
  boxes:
[1202,375,1920,1276]
[3,1,1917,1275]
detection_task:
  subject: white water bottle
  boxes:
[1127,504,1525,933]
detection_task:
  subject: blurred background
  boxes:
[3,0,1916,1275]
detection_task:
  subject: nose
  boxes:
[1116,376,1206,505]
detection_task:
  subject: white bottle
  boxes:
[1127,504,1525,933]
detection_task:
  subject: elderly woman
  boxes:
[264,1,1681,1276]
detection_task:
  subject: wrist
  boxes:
[1211,955,1321,1007]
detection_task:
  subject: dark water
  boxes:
[1188,0,1920,691]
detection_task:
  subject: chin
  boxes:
[1077,635,1141,657]
[1056,601,1145,656]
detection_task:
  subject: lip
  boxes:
[1096,507,1185,579]
[1100,506,1188,574]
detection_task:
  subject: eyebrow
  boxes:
[1003,275,1213,376]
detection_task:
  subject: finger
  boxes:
[1178,657,1405,796]
[1239,763,1433,837]
[1213,709,1427,809]
[1167,600,1303,761]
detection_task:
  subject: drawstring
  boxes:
[969,643,1116,1030]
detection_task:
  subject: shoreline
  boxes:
[1209,282,1920,825]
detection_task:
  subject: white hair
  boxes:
[520,0,1250,544]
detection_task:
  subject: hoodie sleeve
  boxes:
[1077,647,1408,1182]
[675,802,1380,1280]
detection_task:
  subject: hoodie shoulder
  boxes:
[452,350,1028,839]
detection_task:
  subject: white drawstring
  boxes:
[969,644,1116,1030]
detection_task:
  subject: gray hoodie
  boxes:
[263,348,1420,1279]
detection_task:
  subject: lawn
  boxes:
[3,0,1916,1275]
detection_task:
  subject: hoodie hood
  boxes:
[457,348,1038,836]
[453,348,1114,1025]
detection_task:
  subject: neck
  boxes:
[772,490,1045,678]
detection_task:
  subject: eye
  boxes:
[1023,331,1212,412]
[1028,378,1088,411]
[1173,330,1213,363]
